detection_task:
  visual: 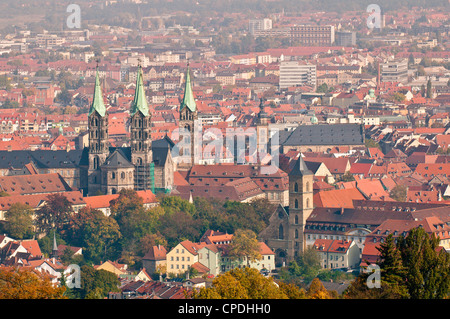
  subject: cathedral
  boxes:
[85,64,197,196]
[258,155,314,266]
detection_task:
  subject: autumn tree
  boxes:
[227,229,262,267]
[34,193,73,235]
[389,184,408,202]
[0,267,66,299]
[4,203,34,239]
[307,278,337,299]
[191,267,289,299]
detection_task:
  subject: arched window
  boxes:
[111,172,116,180]
[306,198,310,208]
[306,182,310,192]
[295,215,298,224]
[121,172,125,180]
[294,182,299,193]
[294,199,299,209]
[111,188,117,194]
[295,229,298,239]
[279,224,284,240]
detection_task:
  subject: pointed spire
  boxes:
[88,66,107,117]
[289,155,313,176]
[180,63,196,113]
[130,65,149,117]
[52,231,58,258]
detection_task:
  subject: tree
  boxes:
[365,138,381,150]
[0,267,66,299]
[281,247,321,284]
[307,278,337,299]
[192,267,289,299]
[4,203,34,239]
[34,193,73,235]
[389,184,407,202]
[345,227,450,299]
[397,227,450,299]
[376,234,409,298]
[158,210,203,249]
[110,189,161,244]
[67,265,120,299]
[426,78,432,98]
[227,229,262,267]
[66,207,122,264]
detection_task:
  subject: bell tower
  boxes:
[287,155,314,259]
[177,63,198,171]
[88,67,109,195]
[130,65,153,190]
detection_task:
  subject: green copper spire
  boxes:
[180,65,196,113]
[130,65,149,117]
[89,68,107,117]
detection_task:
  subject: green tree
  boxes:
[158,210,203,249]
[426,78,432,98]
[345,227,450,299]
[68,265,120,299]
[376,234,409,298]
[397,227,450,299]
[4,203,34,239]
[110,189,160,242]
[365,138,381,150]
[66,207,122,264]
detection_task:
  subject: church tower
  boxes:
[255,97,271,163]
[287,155,314,259]
[177,64,198,171]
[88,67,109,195]
[130,65,153,190]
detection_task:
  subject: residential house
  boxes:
[142,245,167,276]
[94,260,128,276]
[312,239,360,270]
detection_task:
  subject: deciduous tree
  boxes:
[4,203,34,239]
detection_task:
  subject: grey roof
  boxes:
[282,124,365,146]
[289,156,313,177]
[101,148,134,169]
[0,150,84,169]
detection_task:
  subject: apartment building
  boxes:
[381,58,408,84]
[249,18,273,35]
[279,61,317,89]
[290,25,335,46]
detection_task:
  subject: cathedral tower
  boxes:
[88,68,109,195]
[130,65,153,190]
[177,64,198,171]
